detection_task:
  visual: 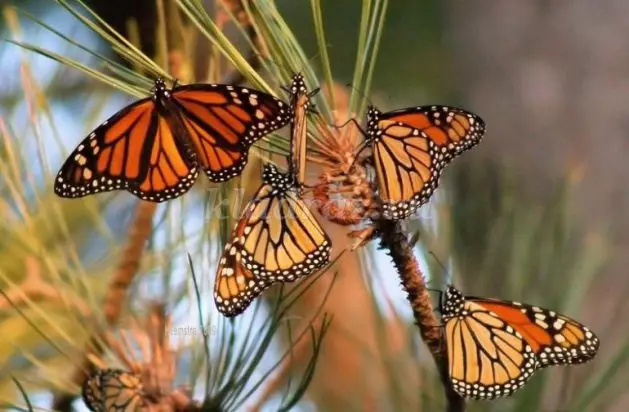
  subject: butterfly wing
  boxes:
[83,369,143,412]
[369,105,485,220]
[82,370,104,412]
[214,169,331,317]
[287,75,311,187]
[472,299,600,367]
[444,300,538,399]
[55,99,199,202]
[172,84,292,182]
[442,285,599,399]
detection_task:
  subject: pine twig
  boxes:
[377,219,465,412]
[51,201,158,411]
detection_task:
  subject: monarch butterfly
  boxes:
[82,368,144,412]
[286,76,318,187]
[55,77,293,202]
[363,105,486,220]
[440,285,599,399]
[214,74,331,317]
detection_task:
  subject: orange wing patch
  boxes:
[214,238,263,316]
[472,298,599,368]
[477,302,553,352]
[82,368,144,412]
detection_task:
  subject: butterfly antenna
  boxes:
[348,140,370,169]
[409,231,421,247]
[294,48,324,77]
[331,117,369,138]
[345,83,376,108]
[428,250,448,275]
[253,49,323,88]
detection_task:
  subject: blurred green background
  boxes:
[1,0,628,411]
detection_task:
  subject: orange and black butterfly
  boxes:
[364,105,486,220]
[214,74,331,317]
[55,78,292,202]
[82,368,144,411]
[440,285,599,399]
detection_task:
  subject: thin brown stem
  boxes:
[376,219,465,412]
[52,201,157,411]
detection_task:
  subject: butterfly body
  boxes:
[440,285,599,399]
[55,78,292,202]
[366,105,485,220]
[214,74,331,317]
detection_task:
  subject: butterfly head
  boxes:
[289,73,307,95]
[262,163,292,192]
[152,77,171,99]
[441,285,465,318]
[284,73,320,115]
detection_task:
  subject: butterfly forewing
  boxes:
[369,105,485,220]
[473,299,600,367]
[56,99,159,200]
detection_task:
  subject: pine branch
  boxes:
[377,219,465,412]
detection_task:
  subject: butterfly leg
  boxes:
[331,117,368,137]
[348,226,378,250]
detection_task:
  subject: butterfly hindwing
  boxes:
[368,105,485,220]
[443,296,538,399]
[82,369,143,412]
